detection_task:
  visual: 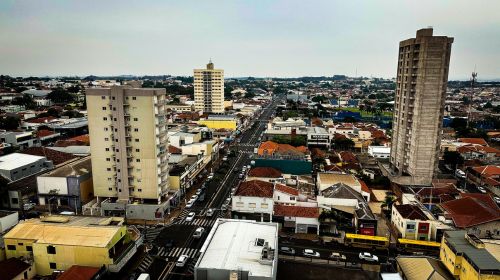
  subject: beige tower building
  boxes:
[390,28,453,186]
[86,86,170,220]
[194,61,225,113]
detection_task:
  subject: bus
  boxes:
[397,238,441,255]
[344,233,390,249]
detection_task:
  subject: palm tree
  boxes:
[381,195,396,211]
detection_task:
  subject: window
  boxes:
[103,117,107,121]
[134,128,139,132]
[106,158,110,161]
[26,246,32,252]
[261,203,268,209]
[104,127,108,131]
[47,245,56,254]
[236,202,244,207]
[105,137,109,141]
[112,96,115,100]
[135,149,140,152]
[101,96,106,99]
[407,224,415,230]
[249,203,256,208]
[136,159,141,162]
[133,118,138,121]
[49,262,57,269]
[132,97,136,100]
[113,118,117,121]
[135,139,139,142]
[102,107,107,110]
[107,168,111,171]
[105,148,109,151]
[137,178,142,182]
[11,198,18,204]
[107,178,112,181]
[290,197,296,201]
[138,189,142,192]
[113,107,116,111]
[7,245,16,250]
[108,188,112,191]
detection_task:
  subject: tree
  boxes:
[484,102,493,109]
[450,118,467,131]
[47,88,74,103]
[443,151,463,168]
[381,195,396,211]
[0,116,20,130]
[290,135,307,147]
[333,137,354,150]
[61,110,84,118]
[12,95,36,109]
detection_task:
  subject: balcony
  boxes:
[108,241,138,273]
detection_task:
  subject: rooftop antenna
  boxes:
[467,67,478,127]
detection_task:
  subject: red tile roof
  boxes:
[168,145,182,154]
[458,138,488,146]
[25,116,56,123]
[273,204,319,218]
[471,165,500,177]
[57,265,100,280]
[358,179,370,193]
[460,193,498,209]
[275,184,299,196]
[394,204,428,220]
[235,180,274,198]
[440,196,500,228]
[69,134,90,144]
[248,167,282,178]
[36,129,56,138]
[21,147,77,165]
[339,151,357,163]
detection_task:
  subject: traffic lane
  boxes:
[278,242,389,264]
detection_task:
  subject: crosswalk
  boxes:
[143,227,164,243]
[238,143,256,147]
[176,218,216,227]
[167,247,199,259]
[138,254,154,272]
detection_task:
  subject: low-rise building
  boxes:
[440,231,500,279]
[232,180,274,222]
[0,257,37,280]
[396,256,453,280]
[36,157,93,214]
[368,146,391,159]
[198,115,238,131]
[391,204,432,241]
[3,215,140,276]
[273,204,319,234]
[195,219,278,280]
[0,210,19,233]
[0,153,52,182]
[0,131,40,149]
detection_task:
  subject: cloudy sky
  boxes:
[0,0,499,79]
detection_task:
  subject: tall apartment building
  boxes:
[390,28,453,186]
[86,86,170,220]
[194,61,225,113]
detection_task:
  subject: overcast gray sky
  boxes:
[0,0,499,79]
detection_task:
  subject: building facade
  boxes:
[86,86,170,219]
[194,61,224,114]
[390,28,453,185]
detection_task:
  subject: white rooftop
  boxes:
[197,219,278,278]
[0,153,46,170]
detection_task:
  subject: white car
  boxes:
[303,249,320,258]
[222,156,228,161]
[206,208,214,217]
[185,212,195,222]
[478,186,487,194]
[196,189,202,195]
[359,252,378,262]
[176,254,189,267]
[494,196,500,204]
[191,195,199,201]
[207,173,214,180]
[185,199,195,208]
[193,227,205,238]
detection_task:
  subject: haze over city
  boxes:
[1,0,499,79]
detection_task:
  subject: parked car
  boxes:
[455,169,466,179]
[279,247,295,255]
[359,252,378,262]
[478,186,487,194]
[494,196,500,204]
[222,156,228,161]
[185,212,196,222]
[303,249,320,258]
[225,197,231,205]
[238,173,244,179]
[207,173,214,180]
[221,204,228,211]
[196,189,203,195]
[191,195,199,201]
[329,252,346,261]
[206,208,215,217]
[186,199,195,208]
[176,255,189,267]
[193,227,205,238]
[23,203,36,211]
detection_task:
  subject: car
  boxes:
[225,197,231,205]
[242,166,247,172]
[329,252,347,261]
[231,187,237,195]
[186,199,195,208]
[176,255,189,267]
[196,189,202,195]
[478,186,487,194]
[165,239,175,249]
[207,173,214,180]
[23,203,36,211]
[238,173,244,179]
[303,249,320,258]
[221,204,228,211]
[222,156,228,161]
[359,252,378,262]
[193,227,205,238]
[279,247,295,255]
[198,193,206,202]
[185,212,195,222]
[191,195,199,201]
[494,196,500,204]
[206,208,215,217]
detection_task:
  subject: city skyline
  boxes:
[1,0,499,79]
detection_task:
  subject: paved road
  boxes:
[134,96,282,280]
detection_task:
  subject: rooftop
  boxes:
[0,152,45,171]
[0,258,31,280]
[458,138,488,146]
[273,205,319,218]
[21,146,77,165]
[274,184,299,196]
[440,195,500,228]
[317,172,360,190]
[396,256,453,280]
[444,230,499,272]
[235,180,274,198]
[394,204,428,220]
[39,157,91,178]
[248,167,282,178]
[197,219,278,278]
[57,265,101,280]
[4,215,125,248]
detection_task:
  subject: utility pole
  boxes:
[466,70,477,128]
